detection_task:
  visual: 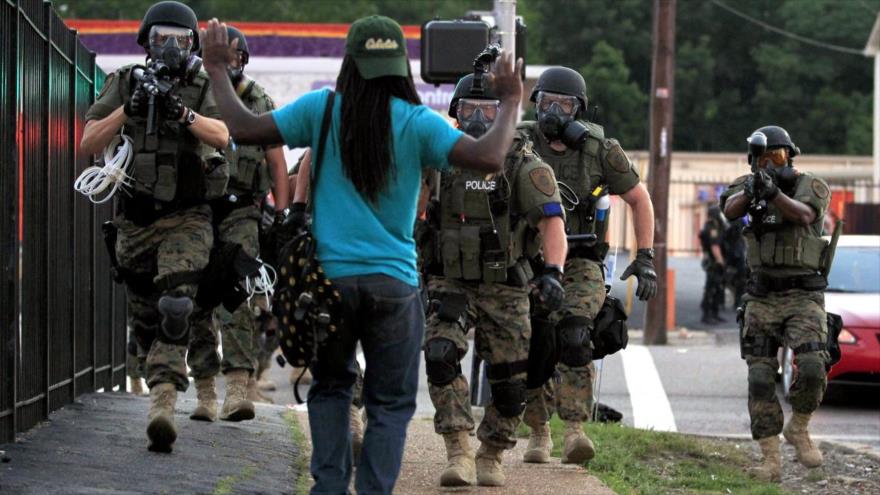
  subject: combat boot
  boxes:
[475,443,506,487]
[256,369,276,391]
[523,422,553,463]
[220,370,255,422]
[748,436,782,482]
[129,377,145,395]
[247,376,274,404]
[439,431,476,487]
[146,383,177,453]
[783,412,823,468]
[562,421,595,464]
[350,404,364,465]
[190,377,218,422]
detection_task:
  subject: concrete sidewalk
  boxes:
[295,411,614,495]
[0,393,303,495]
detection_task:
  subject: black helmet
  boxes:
[226,25,250,64]
[530,66,588,114]
[137,1,199,51]
[448,74,498,119]
[752,125,800,157]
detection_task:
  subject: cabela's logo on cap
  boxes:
[365,38,399,50]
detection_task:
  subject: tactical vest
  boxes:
[117,65,228,204]
[225,80,272,196]
[438,148,531,284]
[744,175,828,272]
[518,120,611,258]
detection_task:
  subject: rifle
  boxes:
[131,61,178,136]
[746,131,768,218]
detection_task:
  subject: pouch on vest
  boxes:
[480,226,507,283]
[440,229,463,279]
[760,232,776,265]
[234,156,259,191]
[131,152,157,196]
[801,236,827,270]
[203,152,230,200]
[153,152,177,202]
[460,225,482,280]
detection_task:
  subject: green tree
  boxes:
[579,41,648,147]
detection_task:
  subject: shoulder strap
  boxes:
[309,90,336,207]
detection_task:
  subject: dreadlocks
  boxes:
[336,55,421,203]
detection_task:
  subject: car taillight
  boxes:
[838,329,858,345]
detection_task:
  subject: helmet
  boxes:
[752,125,800,157]
[226,25,250,64]
[137,1,199,51]
[530,66,587,115]
[448,74,498,119]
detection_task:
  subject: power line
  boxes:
[710,0,866,56]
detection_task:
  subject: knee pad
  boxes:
[424,338,461,386]
[490,379,526,417]
[795,353,826,389]
[748,363,777,401]
[557,316,592,367]
[157,295,194,344]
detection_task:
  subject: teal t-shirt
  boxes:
[272,88,463,287]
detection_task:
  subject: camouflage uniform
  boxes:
[86,63,225,392]
[187,78,276,379]
[518,120,641,425]
[720,172,831,440]
[425,137,563,450]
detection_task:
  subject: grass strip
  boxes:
[517,415,792,495]
[284,410,312,495]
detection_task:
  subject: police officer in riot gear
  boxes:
[518,66,658,465]
[721,125,833,482]
[80,0,229,453]
[422,74,568,487]
[186,25,289,423]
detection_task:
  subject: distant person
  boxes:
[721,125,832,482]
[699,204,727,324]
[201,15,524,494]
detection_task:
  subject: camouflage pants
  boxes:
[126,328,145,379]
[117,205,213,391]
[426,277,531,450]
[523,258,605,426]
[743,289,828,440]
[187,205,261,378]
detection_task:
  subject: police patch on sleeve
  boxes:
[529,168,557,197]
[606,142,632,173]
[811,179,829,199]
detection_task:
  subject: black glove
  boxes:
[162,93,187,122]
[753,169,779,201]
[743,175,756,201]
[123,83,149,118]
[275,202,308,258]
[620,248,658,301]
[530,264,565,314]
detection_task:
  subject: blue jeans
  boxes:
[307,274,423,495]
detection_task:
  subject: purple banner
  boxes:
[311,81,455,113]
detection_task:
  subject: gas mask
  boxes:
[148,25,194,73]
[457,98,499,139]
[536,91,588,149]
[759,148,798,193]
[227,50,249,87]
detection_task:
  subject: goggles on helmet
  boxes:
[536,91,579,116]
[759,148,788,166]
[457,98,500,121]
[149,25,194,51]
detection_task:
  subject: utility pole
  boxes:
[644,0,676,345]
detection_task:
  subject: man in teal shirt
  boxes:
[201,15,524,494]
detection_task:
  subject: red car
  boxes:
[782,235,880,398]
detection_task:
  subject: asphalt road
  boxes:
[255,255,878,454]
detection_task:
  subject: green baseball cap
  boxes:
[345,15,409,80]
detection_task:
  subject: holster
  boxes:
[591,296,628,359]
[739,304,779,359]
[526,315,558,389]
[195,241,262,312]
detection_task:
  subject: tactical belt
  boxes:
[748,273,827,295]
[568,242,609,262]
[120,194,207,227]
[792,342,826,354]
[210,193,256,225]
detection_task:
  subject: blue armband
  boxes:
[542,202,563,218]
